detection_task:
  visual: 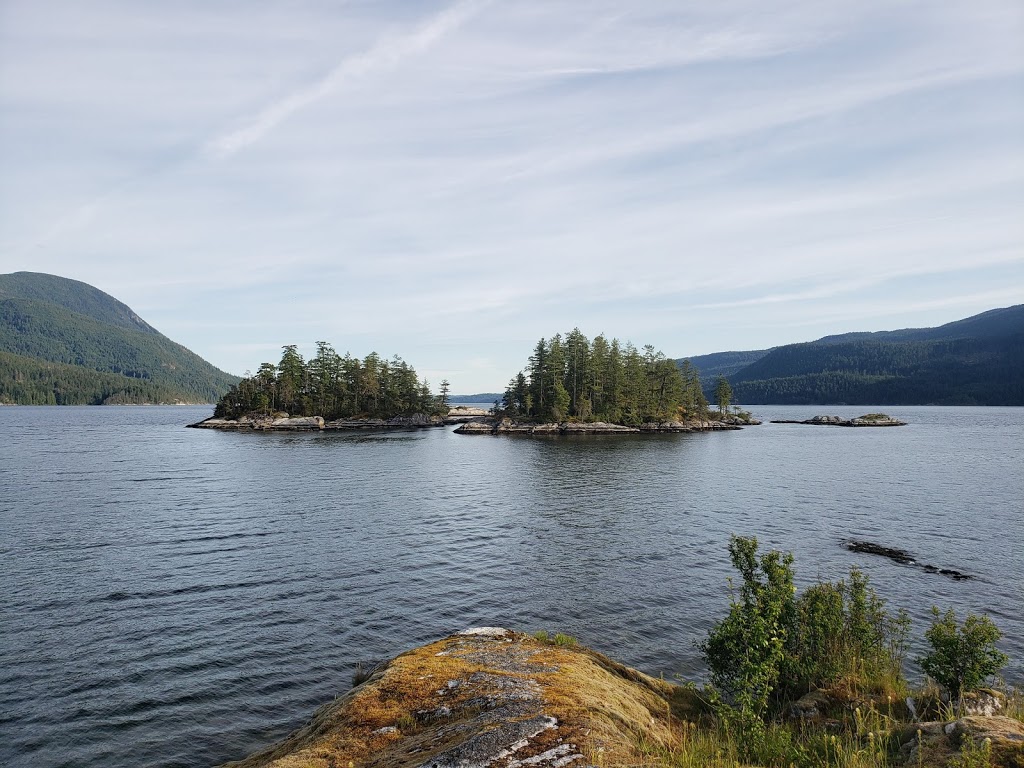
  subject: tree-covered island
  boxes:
[190,343,449,430]
[458,329,758,435]
[192,332,760,433]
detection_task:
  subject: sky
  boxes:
[1,1,1022,393]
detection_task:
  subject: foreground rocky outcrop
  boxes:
[899,715,1024,767]
[220,628,703,768]
[187,413,445,431]
[221,630,1022,768]
[454,416,755,435]
[771,413,906,427]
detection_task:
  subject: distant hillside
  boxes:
[448,393,502,404]
[681,305,1024,406]
[0,272,238,405]
[677,349,771,389]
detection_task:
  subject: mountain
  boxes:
[0,272,239,405]
[448,392,502,404]
[680,349,772,389]
[679,305,1024,406]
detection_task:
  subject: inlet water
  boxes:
[1,405,1021,767]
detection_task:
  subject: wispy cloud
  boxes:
[205,0,488,158]
[1,0,1021,389]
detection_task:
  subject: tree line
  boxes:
[727,336,1024,406]
[497,329,710,424]
[214,343,447,420]
[0,350,201,405]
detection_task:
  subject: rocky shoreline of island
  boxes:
[187,408,761,433]
[187,413,448,431]
[453,414,758,435]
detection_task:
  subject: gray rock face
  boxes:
[445,407,492,424]
[771,413,907,427]
[957,689,1006,717]
[189,414,444,431]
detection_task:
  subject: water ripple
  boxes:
[0,405,1021,768]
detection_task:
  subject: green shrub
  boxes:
[918,607,1008,698]
[700,536,795,719]
[702,538,910,719]
[786,568,909,695]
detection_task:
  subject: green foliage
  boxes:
[918,607,1008,698]
[714,374,733,413]
[0,273,238,404]
[726,334,1024,406]
[499,329,709,424]
[950,735,994,768]
[214,343,444,421]
[0,271,159,334]
[0,351,207,405]
[702,537,910,747]
[700,536,795,719]
[786,569,909,696]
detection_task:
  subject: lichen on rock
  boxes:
[219,628,700,768]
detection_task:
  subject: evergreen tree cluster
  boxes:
[498,329,708,425]
[214,343,445,420]
[0,351,202,405]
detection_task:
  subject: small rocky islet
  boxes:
[772,413,907,427]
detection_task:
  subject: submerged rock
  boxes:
[219,628,703,768]
[846,540,974,580]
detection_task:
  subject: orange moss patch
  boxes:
[220,629,706,768]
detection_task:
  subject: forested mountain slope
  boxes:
[681,305,1024,406]
[677,349,771,389]
[0,272,238,404]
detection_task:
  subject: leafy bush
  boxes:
[786,568,909,695]
[702,537,910,721]
[700,536,795,719]
[918,607,1008,698]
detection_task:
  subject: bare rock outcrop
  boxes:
[455,418,747,435]
[187,414,444,431]
[771,413,906,427]
[220,628,702,768]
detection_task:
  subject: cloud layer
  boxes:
[1,0,1022,390]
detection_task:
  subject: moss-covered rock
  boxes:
[220,628,707,768]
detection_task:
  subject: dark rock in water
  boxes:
[846,541,974,580]
[847,541,917,565]
[937,569,970,581]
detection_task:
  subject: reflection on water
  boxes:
[1,405,1021,768]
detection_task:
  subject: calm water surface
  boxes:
[1,405,1022,767]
